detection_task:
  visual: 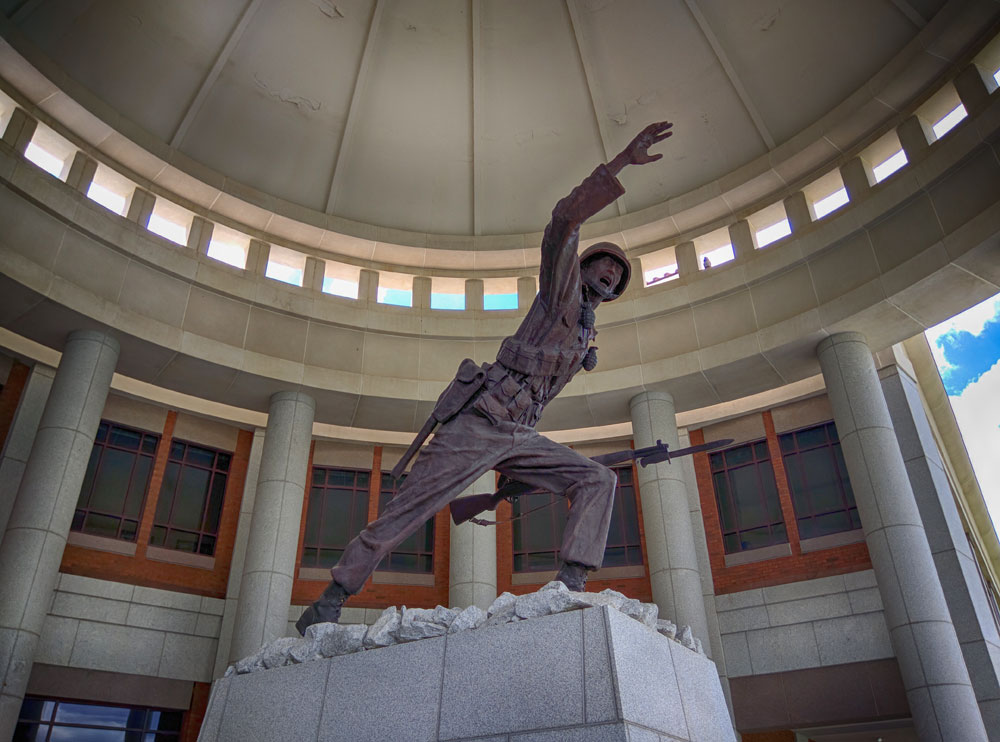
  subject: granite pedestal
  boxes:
[199,605,735,742]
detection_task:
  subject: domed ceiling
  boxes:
[1,0,946,236]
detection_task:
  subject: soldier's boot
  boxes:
[295,580,349,635]
[555,561,590,592]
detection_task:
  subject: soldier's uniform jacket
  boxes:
[473,163,626,428]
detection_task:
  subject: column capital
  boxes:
[268,389,316,410]
[816,330,868,356]
[629,389,674,409]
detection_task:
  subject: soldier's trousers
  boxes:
[330,410,618,594]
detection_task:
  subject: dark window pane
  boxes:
[95,422,109,442]
[351,492,370,535]
[513,553,524,571]
[149,526,166,546]
[109,427,141,451]
[17,699,52,723]
[302,546,317,566]
[329,470,355,487]
[150,711,182,732]
[801,449,841,512]
[50,728,125,741]
[389,553,417,571]
[753,441,768,459]
[123,456,152,519]
[55,702,131,726]
[779,433,795,453]
[164,530,198,553]
[90,448,135,513]
[618,466,632,484]
[318,548,341,568]
[120,520,138,542]
[603,546,626,567]
[12,722,43,742]
[198,535,216,556]
[84,513,121,539]
[795,426,828,450]
[621,486,639,542]
[141,436,158,455]
[321,490,352,546]
[811,511,851,538]
[730,467,766,527]
[169,442,185,461]
[527,552,556,570]
[759,462,782,521]
[356,472,370,488]
[71,510,85,532]
[709,452,723,471]
[312,469,325,485]
[725,446,752,468]
[184,445,216,468]
[172,467,211,530]
[215,453,231,473]
[713,473,734,530]
[723,533,740,553]
[157,463,179,523]
[77,446,102,509]
[203,474,227,533]
[304,491,322,545]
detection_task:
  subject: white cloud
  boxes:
[925,295,1000,372]
[949,360,1000,526]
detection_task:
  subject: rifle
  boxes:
[449,437,733,526]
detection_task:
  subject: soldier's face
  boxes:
[581,256,623,300]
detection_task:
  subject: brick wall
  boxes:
[691,414,871,595]
[0,359,29,451]
[180,682,212,742]
[59,419,254,599]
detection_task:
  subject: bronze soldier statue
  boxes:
[297,121,674,634]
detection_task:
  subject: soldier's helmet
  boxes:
[579,241,631,301]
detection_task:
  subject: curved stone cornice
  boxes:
[1,93,997,432]
[0,4,996,273]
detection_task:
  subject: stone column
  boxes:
[0,363,55,537]
[413,276,432,310]
[629,391,710,648]
[303,257,326,293]
[782,192,812,233]
[449,471,497,610]
[229,392,314,663]
[245,239,270,277]
[2,108,36,155]
[186,216,214,255]
[65,151,98,194]
[675,241,698,278]
[897,115,932,161]
[727,220,756,260]
[0,330,119,740]
[517,276,536,310]
[840,157,873,202]
[358,269,380,304]
[817,332,987,742]
[465,279,484,312]
[126,187,155,228]
[214,429,265,678]
[882,363,1000,738]
[954,64,993,117]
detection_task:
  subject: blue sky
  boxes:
[925,294,1000,531]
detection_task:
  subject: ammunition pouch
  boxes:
[496,337,586,377]
[431,358,488,424]
[472,363,543,427]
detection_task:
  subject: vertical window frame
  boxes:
[150,438,232,557]
[301,466,371,570]
[778,421,860,541]
[709,439,788,554]
[72,420,160,542]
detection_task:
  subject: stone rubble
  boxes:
[227,580,704,676]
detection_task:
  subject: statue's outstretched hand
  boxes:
[609,121,673,174]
